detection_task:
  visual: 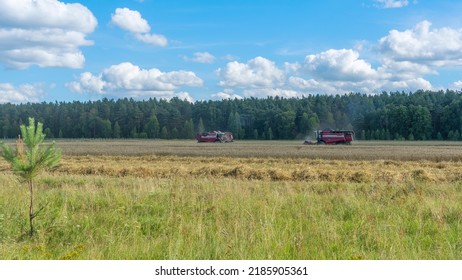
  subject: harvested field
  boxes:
[50,139,462,161]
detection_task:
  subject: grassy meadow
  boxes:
[0,140,461,259]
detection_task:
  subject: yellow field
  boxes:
[50,139,462,161]
[27,155,459,185]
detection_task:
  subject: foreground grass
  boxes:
[1,172,461,259]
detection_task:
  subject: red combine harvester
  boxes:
[304,129,354,145]
[196,131,234,143]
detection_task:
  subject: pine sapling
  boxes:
[0,117,61,237]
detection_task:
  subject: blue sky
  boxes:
[1,0,462,103]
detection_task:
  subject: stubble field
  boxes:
[0,140,461,259]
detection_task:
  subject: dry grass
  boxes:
[6,155,456,185]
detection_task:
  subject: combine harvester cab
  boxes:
[305,129,354,145]
[196,131,234,143]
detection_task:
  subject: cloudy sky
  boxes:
[1,0,462,103]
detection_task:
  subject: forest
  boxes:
[1,89,462,141]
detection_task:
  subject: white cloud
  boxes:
[0,0,97,69]
[383,77,432,91]
[378,58,435,82]
[185,52,216,64]
[0,0,97,33]
[211,89,243,100]
[134,33,167,47]
[211,20,462,98]
[452,80,462,89]
[217,56,285,88]
[284,62,301,73]
[287,46,434,95]
[379,21,462,67]
[66,72,105,94]
[374,0,409,8]
[111,8,150,33]
[224,54,238,61]
[0,83,45,103]
[111,7,167,47]
[304,49,379,82]
[290,75,378,95]
[289,77,340,95]
[176,92,195,103]
[212,21,462,99]
[67,62,202,100]
[289,70,432,95]
[212,43,438,98]
[242,88,300,99]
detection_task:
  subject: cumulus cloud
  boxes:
[214,21,462,98]
[242,88,301,99]
[379,59,435,79]
[304,49,379,82]
[66,62,202,100]
[289,75,379,95]
[111,7,167,47]
[287,46,434,95]
[374,0,409,8]
[134,33,167,46]
[452,80,462,89]
[176,92,195,103]
[66,72,105,94]
[383,77,432,91]
[380,21,462,67]
[0,83,45,103]
[288,77,340,95]
[184,52,216,64]
[211,89,243,100]
[217,56,285,88]
[0,0,97,69]
[215,56,309,98]
[212,21,462,98]
[212,45,438,98]
[284,62,301,73]
[111,7,150,33]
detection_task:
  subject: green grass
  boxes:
[1,172,461,260]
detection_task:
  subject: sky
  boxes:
[1,0,462,103]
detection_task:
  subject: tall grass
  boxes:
[1,172,461,259]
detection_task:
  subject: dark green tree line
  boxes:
[1,90,462,140]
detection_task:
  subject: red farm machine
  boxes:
[304,129,354,145]
[195,131,234,143]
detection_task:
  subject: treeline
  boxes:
[1,90,462,140]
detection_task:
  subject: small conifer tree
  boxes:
[1,117,61,237]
